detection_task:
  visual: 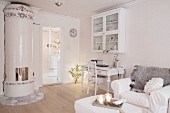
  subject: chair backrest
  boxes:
[88,61,97,81]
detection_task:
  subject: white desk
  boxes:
[81,65,125,93]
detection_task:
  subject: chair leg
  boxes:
[87,80,90,94]
[94,81,98,96]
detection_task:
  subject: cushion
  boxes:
[130,65,170,91]
[120,91,150,108]
[144,78,164,94]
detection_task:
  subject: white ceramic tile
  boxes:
[0,90,44,105]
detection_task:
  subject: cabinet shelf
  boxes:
[94,42,103,44]
[106,41,118,43]
[106,23,118,26]
[95,23,103,26]
[106,21,118,24]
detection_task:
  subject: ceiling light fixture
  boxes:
[54,0,64,7]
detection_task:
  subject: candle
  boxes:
[105,93,112,102]
[97,95,104,104]
[18,74,22,81]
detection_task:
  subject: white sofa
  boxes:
[111,78,170,113]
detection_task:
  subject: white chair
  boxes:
[87,61,107,95]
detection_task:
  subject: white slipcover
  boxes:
[120,91,150,108]
[111,78,170,113]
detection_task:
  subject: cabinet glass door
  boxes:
[106,13,118,31]
[93,35,103,51]
[105,34,118,51]
[93,17,103,33]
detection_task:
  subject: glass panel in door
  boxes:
[93,17,103,33]
[105,34,118,51]
[93,35,103,50]
[106,13,118,31]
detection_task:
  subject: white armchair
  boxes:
[111,78,170,113]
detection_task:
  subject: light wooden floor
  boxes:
[0,83,105,113]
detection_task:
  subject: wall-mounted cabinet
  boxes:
[91,8,126,53]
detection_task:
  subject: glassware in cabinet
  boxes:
[106,13,118,31]
[93,36,103,51]
[93,17,103,33]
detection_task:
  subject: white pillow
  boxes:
[144,78,164,94]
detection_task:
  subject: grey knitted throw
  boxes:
[130,65,170,91]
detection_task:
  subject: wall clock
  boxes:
[69,28,77,38]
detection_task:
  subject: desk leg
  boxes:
[106,76,111,93]
[123,69,126,78]
[81,69,84,91]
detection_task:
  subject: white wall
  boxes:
[40,12,80,83]
[32,8,43,89]
[124,0,170,74]
[33,24,42,89]
[79,0,170,76]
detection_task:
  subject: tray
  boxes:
[92,98,123,110]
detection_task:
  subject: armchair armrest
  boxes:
[149,85,170,113]
[111,78,131,99]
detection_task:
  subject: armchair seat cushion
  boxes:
[120,91,150,108]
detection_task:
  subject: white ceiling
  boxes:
[3,0,137,17]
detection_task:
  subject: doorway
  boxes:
[42,27,62,85]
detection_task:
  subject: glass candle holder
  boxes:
[105,93,112,102]
[97,95,105,104]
